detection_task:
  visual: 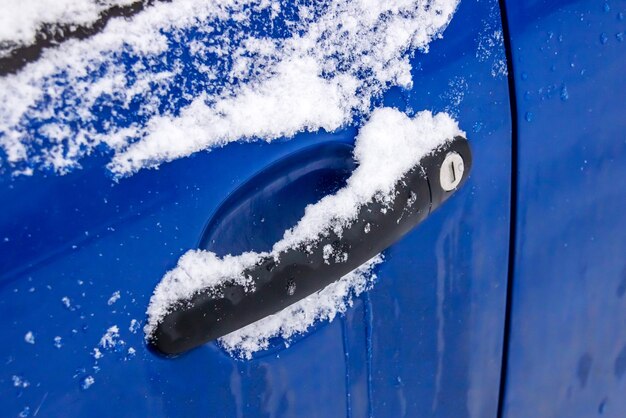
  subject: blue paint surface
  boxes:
[502,0,626,416]
[0,0,511,416]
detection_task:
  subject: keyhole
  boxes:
[439,152,464,191]
[448,160,456,183]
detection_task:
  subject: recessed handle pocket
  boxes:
[150,136,471,355]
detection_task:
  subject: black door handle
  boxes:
[149,136,471,355]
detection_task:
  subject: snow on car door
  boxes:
[0,0,512,416]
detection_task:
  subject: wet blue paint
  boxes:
[501,0,626,416]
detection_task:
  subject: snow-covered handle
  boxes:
[149,136,471,355]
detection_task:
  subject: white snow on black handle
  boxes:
[145,108,469,355]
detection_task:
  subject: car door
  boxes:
[499,0,626,416]
[0,0,512,417]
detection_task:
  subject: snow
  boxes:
[475,3,507,78]
[220,255,382,359]
[92,347,103,359]
[145,107,463,357]
[12,375,30,388]
[0,0,465,359]
[107,290,121,305]
[61,296,72,310]
[272,108,462,253]
[129,319,140,333]
[0,0,137,54]
[99,325,121,349]
[81,375,95,390]
[0,0,459,176]
[24,331,35,344]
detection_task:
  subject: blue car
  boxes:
[0,0,624,417]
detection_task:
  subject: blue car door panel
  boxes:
[0,0,512,417]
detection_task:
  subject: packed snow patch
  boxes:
[0,0,138,55]
[145,107,463,357]
[0,0,459,175]
[220,255,382,359]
